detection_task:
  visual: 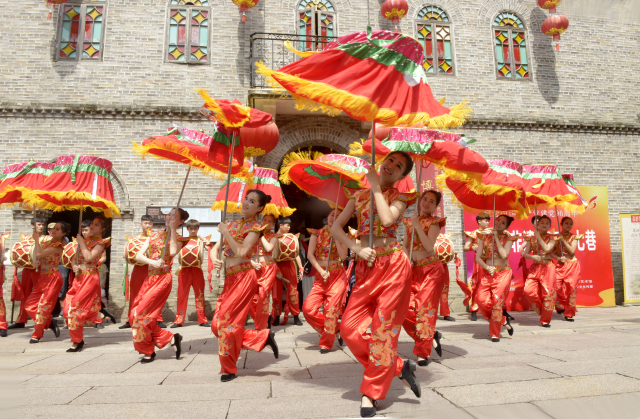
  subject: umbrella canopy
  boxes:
[280,152,370,210]
[256,27,471,128]
[0,161,54,208]
[132,125,253,183]
[27,155,120,217]
[212,167,295,217]
[522,164,585,215]
[439,159,528,219]
[560,173,588,214]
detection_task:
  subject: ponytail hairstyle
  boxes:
[246,189,272,213]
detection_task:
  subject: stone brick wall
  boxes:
[1,0,639,317]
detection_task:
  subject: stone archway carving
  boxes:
[256,116,363,169]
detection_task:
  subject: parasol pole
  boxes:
[535,201,540,256]
[159,166,191,261]
[408,158,423,263]
[326,175,341,274]
[491,195,496,274]
[76,202,83,264]
[216,133,237,278]
[368,121,375,267]
[554,205,564,255]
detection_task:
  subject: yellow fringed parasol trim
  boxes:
[283,41,317,58]
[279,148,324,185]
[194,88,251,129]
[3,186,121,217]
[211,201,296,217]
[255,62,471,129]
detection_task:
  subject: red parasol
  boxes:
[0,161,55,209]
[522,164,585,215]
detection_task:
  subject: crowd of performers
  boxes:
[0,151,584,417]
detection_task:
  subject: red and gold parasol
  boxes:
[212,167,295,217]
[522,164,585,215]
[0,161,55,209]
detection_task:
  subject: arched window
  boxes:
[165,0,210,64]
[493,12,530,79]
[415,6,454,75]
[298,0,336,44]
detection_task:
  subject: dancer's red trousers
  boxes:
[439,264,451,317]
[131,273,174,355]
[25,271,62,340]
[524,262,556,325]
[402,256,445,359]
[211,262,269,374]
[17,268,38,324]
[174,267,207,325]
[302,265,348,350]
[64,272,101,343]
[470,262,480,312]
[272,260,300,317]
[555,260,581,318]
[477,267,512,338]
[128,265,163,323]
[0,269,6,330]
[250,261,277,329]
[342,243,412,401]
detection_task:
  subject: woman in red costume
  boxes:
[401,190,446,367]
[65,217,110,352]
[463,213,491,321]
[331,151,421,418]
[271,218,304,326]
[26,222,70,343]
[303,209,349,353]
[210,190,279,382]
[552,217,583,322]
[132,209,185,363]
[475,215,517,342]
[523,215,558,327]
[250,213,278,330]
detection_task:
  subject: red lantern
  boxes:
[45,0,67,20]
[542,15,569,51]
[239,122,279,157]
[380,0,409,32]
[538,0,562,14]
[232,0,259,22]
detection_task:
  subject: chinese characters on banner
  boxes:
[620,213,640,304]
[463,186,615,310]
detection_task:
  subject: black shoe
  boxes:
[7,323,25,329]
[157,322,166,329]
[199,322,210,327]
[504,317,514,336]
[293,315,303,326]
[0,329,6,337]
[221,374,236,382]
[170,323,183,328]
[100,308,117,324]
[541,323,551,328]
[443,316,456,322]
[29,338,40,344]
[119,322,132,329]
[360,396,376,418]
[172,333,183,360]
[503,309,515,321]
[320,348,330,354]
[49,321,60,338]
[265,330,279,359]
[337,333,344,347]
[433,331,443,357]
[564,316,575,322]
[141,352,156,364]
[272,316,280,327]
[399,359,421,398]
[95,323,105,329]
[470,312,477,321]
[417,358,429,367]
[67,340,85,352]
[267,316,273,329]
[492,337,500,342]
[556,309,565,315]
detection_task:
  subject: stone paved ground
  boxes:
[3,306,640,419]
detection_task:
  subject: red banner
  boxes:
[463,186,615,310]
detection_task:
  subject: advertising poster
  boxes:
[463,186,615,310]
[621,214,640,304]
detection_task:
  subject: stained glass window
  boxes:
[415,6,454,76]
[493,12,530,79]
[298,0,336,52]
[56,2,106,61]
[167,2,210,63]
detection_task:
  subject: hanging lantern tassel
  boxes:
[542,15,569,51]
[241,4,247,22]
[233,0,258,23]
